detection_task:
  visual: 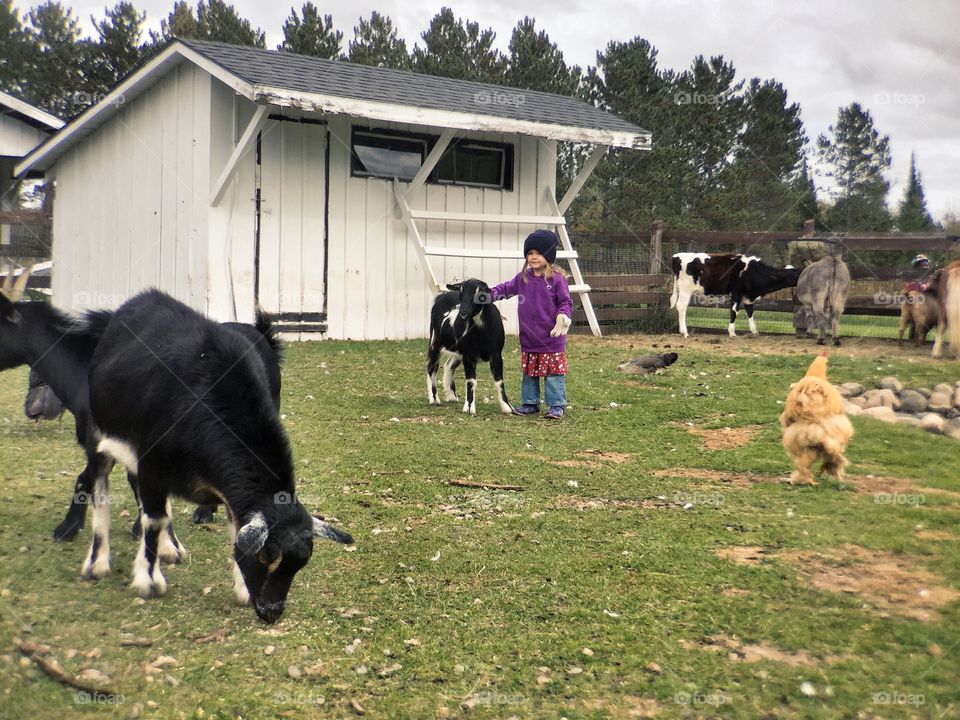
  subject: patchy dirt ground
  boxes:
[519,449,633,470]
[715,544,960,623]
[840,474,960,500]
[681,634,851,667]
[681,423,763,450]
[652,467,783,487]
[602,333,939,361]
[551,496,673,511]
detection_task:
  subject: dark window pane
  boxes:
[437,144,504,188]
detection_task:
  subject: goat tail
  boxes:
[254,306,284,363]
[312,516,354,545]
[946,266,960,358]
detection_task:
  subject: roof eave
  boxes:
[254,84,651,150]
[0,91,64,131]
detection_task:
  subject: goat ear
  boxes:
[236,511,269,556]
[312,516,354,544]
[0,293,19,324]
[446,283,462,292]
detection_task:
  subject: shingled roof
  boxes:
[17,39,650,176]
[180,39,649,141]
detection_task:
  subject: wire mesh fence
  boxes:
[569,228,960,339]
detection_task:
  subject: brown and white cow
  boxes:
[670,253,801,337]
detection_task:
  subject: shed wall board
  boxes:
[51,64,211,314]
[0,113,49,158]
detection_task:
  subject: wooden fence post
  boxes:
[650,221,663,274]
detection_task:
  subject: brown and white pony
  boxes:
[931,260,960,359]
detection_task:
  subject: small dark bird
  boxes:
[24,368,66,428]
[617,352,679,375]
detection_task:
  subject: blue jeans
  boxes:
[521,374,566,407]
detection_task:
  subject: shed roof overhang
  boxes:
[16,41,650,178]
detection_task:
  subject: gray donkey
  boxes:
[794,256,851,346]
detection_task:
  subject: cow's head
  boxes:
[447,279,492,320]
[234,500,352,623]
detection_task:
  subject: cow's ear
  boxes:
[236,511,269,556]
[446,283,462,292]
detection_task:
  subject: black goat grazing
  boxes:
[25,367,66,427]
[427,279,513,415]
[86,289,349,623]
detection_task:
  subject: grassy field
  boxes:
[0,333,958,719]
[683,306,904,340]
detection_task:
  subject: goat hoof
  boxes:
[53,521,83,543]
[193,506,215,524]
[816,338,825,345]
[833,339,842,347]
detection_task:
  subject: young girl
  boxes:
[491,229,574,419]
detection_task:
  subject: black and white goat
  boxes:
[85,290,349,623]
[427,279,513,415]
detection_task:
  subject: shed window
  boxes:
[435,141,513,190]
[351,129,429,181]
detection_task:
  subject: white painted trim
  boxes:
[423,246,578,260]
[14,42,256,177]
[393,180,441,294]
[407,127,454,195]
[544,189,601,337]
[210,105,268,206]
[0,91,63,130]
[558,144,607,215]
[254,84,652,150]
[408,209,565,225]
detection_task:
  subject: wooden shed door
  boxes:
[255,117,328,332]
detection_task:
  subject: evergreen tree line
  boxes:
[0,0,943,234]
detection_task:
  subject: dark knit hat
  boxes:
[523,229,559,265]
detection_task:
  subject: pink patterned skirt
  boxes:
[521,351,568,377]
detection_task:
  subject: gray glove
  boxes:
[550,314,572,337]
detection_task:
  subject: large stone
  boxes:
[863,388,900,410]
[927,393,953,413]
[847,396,867,409]
[934,383,954,396]
[953,388,960,409]
[895,413,922,428]
[844,402,863,416]
[838,382,865,398]
[919,413,946,434]
[946,418,960,440]
[878,376,903,392]
[862,406,898,423]
[898,389,928,414]
[916,387,932,398]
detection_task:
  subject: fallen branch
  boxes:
[193,627,231,644]
[14,639,116,695]
[120,637,154,647]
[448,479,523,491]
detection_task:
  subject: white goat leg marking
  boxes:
[157,499,187,563]
[96,436,138,474]
[748,315,758,335]
[443,353,460,401]
[427,373,438,405]
[225,513,250,605]
[130,516,168,597]
[495,379,512,413]
[81,475,111,579]
[463,379,478,415]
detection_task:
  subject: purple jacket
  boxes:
[491,269,574,353]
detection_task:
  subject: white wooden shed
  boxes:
[16,39,650,339]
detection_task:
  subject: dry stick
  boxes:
[119,637,154,647]
[193,627,232,644]
[14,639,116,695]
[448,479,523,491]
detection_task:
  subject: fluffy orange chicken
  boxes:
[780,352,853,485]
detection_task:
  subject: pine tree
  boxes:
[411,7,506,83]
[279,2,342,59]
[895,152,934,231]
[157,1,199,41]
[23,1,90,118]
[156,1,264,47]
[347,11,409,69]
[0,0,31,97]
[87,2,150,94]
[816,102,892,231]
[505,18,580,96]
[791,156,821,229]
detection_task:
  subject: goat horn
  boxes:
[9,264,34,301]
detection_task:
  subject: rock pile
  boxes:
[839,377,960,439]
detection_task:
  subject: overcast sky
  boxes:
[21,0,960,222]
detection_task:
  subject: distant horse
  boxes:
[931,260,960,359]
[898,276,940,348]
[795,256,850,346]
